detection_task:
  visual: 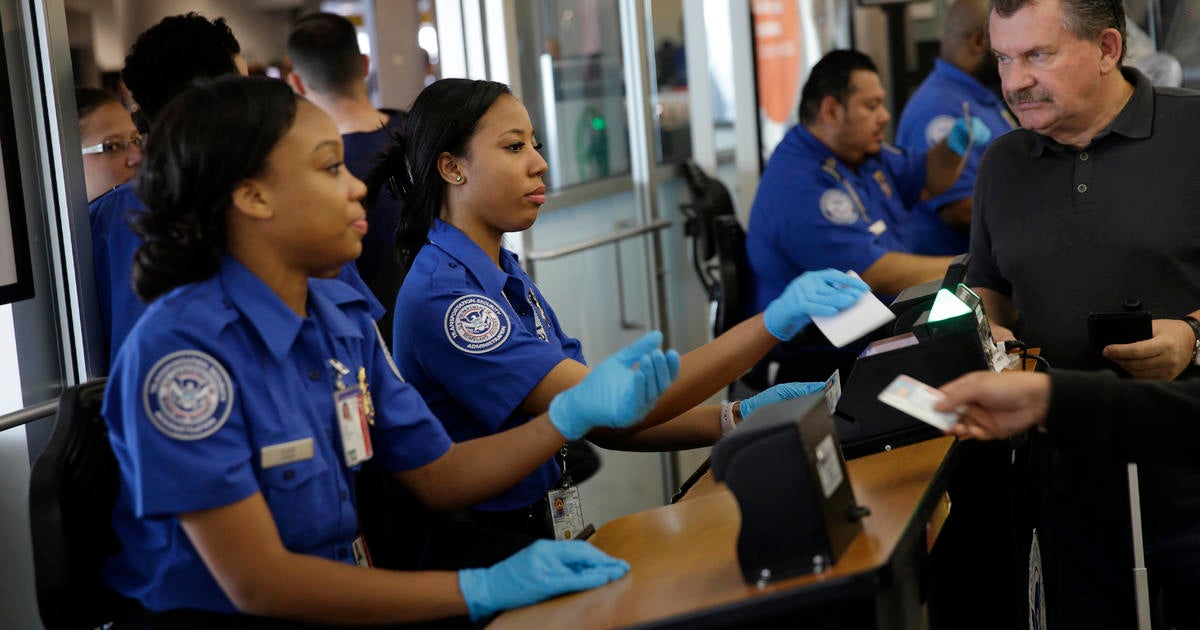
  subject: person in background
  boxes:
[369,77,871,569]
[895,0,1015,255]
[105,74,677,627]
[76,87,142,203]
[286,12,404,289]
[90,13,379,367]
[743,49,991,384]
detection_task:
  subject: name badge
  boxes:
[868,220,888,236]
[261,437,314,469]
[334,387,374,467]
[547,485,586,540]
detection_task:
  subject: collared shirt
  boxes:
[896,59,1016,255]
[89,182,385,367]
[967,68,1200,372]
[392,219,584,511]
[344,116,404,284]
[745,124,926,313]
[103,255,451,614]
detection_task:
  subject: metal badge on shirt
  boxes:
[873,170,893,198]
[329,359,374,468]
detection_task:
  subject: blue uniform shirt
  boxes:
[103,255,451,614]
[344,117,404,284]
[89,182,385,366]
[896,59,1015,255]
[392,219,584,511]
[745,124,926,313]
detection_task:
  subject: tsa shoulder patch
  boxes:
[142,350,234,441]
[819,189,858,225]
[444,294,511,354]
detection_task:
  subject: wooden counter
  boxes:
[490,436,957,629]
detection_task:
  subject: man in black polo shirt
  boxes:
[968,0,1200,626]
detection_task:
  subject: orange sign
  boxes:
[753,0,802,124]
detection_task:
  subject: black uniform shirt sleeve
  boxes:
[1045,369,1200,468]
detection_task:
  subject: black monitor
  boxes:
[0,39,32,305]
[833,281,994,458]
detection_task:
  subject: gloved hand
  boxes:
[946,116,993,156]
[738,381,825,420]
[763,269,870,341]
[549,331,681,440]
[458,539,629,621]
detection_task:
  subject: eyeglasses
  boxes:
[81,134,143,156]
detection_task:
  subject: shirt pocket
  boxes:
[259,447,332,548]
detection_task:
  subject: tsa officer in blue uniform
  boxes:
[743,49,990,383]
[896,0,1016,255]
[103,76,680,626]
[90,14,381,367]
[369,78,870,567]
[746,49,992,309]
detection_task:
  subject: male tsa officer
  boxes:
[743,49,991,383]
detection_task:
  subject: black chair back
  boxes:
[679,160,748,338]
[28,378,124,629]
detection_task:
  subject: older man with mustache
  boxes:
[966,0,1200,626]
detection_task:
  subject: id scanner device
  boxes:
[712,393,867,584]
[834,257,999,458]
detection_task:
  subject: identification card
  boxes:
[877,374,963,430]
[334,387,373,467]
[351,534,373,568]
[547,485,586,541]
[823,370,842,415]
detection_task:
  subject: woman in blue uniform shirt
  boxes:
[370,79,869,564]
[103,75,683,626]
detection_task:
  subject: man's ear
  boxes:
[1098,27,1123,74]
[286,71,306,96]
[230,179,274,221]
[361,54,371,78]
[819,95,844,125]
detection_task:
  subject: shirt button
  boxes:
[308,369,321,381]
[337,548,348,559]
[1077,184,1088,193]
[340,491,348,501]
[448,262,457,268]
[283,470,296,481]
[325,428,333,437]
[222,300,233,308]
[1079,152,1089,161]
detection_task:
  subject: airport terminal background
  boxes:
[0,0,1196,627]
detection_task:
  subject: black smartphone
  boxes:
[1088,311,1152,352]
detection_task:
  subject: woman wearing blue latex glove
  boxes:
[99,77,669,626]
[365,78,870,568]
[733,381,827,425]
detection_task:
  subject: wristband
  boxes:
[720,402,738,435]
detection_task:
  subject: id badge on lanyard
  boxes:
[329,359,374,468]
[547,444,586,540]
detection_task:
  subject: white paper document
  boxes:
[810,272,896,347]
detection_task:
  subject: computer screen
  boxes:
[0,54,32,305]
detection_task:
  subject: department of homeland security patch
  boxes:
[445,295,511,354]
[142,350,234,441]
[819,189,858,225]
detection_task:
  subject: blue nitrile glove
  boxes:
[946,116,993,156]
[763,269,870,341]
[458,539,630,621]
[738,381,825,420]
[548,331,681,440]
